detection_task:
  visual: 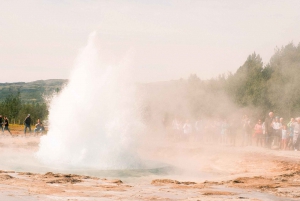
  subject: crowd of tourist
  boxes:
[170,111,300,151]
[1,109,299,152]
[0,114,45,136]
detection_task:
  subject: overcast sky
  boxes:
[0,0,299,83]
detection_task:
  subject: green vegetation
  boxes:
[143,42,300,122]
[226,42,300,119]
[0,79,67,103]
[0,92,48,125]
[1,42,299,124]
[0,79,67,124]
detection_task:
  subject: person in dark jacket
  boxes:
[3,116,12,135]
[24,114,31,135]
[0,115,3,133]
[265,112,274,148]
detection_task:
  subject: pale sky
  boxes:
[0,0,299,83]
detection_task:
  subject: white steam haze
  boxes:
[36,32,145,169]
[1,0,300,83]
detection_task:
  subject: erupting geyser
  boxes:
[36,32,144,169]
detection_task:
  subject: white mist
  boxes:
[36,32,144,169]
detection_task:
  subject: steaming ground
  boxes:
[0,135,299,200]
[0,134,271,179]
[0,134,270,178]
[0,134,231,181]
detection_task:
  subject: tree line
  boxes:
[0,92,48,125]
[1,42,299,126]
[185,42,300,121]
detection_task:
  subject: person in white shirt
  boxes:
[272,117,281,147]
[172,118,181,139]
[183,119,192,136]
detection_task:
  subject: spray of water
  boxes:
[36,32,144,169]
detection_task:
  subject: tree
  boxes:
[227,52,266,109]
[266,43,300,117]
[1,91,22,119]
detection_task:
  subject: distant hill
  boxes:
[0,79,178,104]
[0,79,68,103]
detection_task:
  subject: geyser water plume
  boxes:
[36,32,144,169]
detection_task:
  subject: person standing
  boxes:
[281,125,287,150]
[195,118,202,141]
[279,118,284,128]
[220,119,229,144]
[0,115,3,133]
[272,117,281,148]
[262,121,266,145]
[24,114,31,136]
[183,119,192,138]
[254,120,263,146]
[229,118,238,146]
[265,112,274,148]
[287,118,295,150]
[172,118,181,138]
[3,116,12,135]
[293,117,300,151]
[242,115,252,146]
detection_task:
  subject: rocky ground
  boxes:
[0,134,299,200]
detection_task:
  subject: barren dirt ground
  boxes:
[0,134,299,201]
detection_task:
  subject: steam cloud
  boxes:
[36,32,144,169]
